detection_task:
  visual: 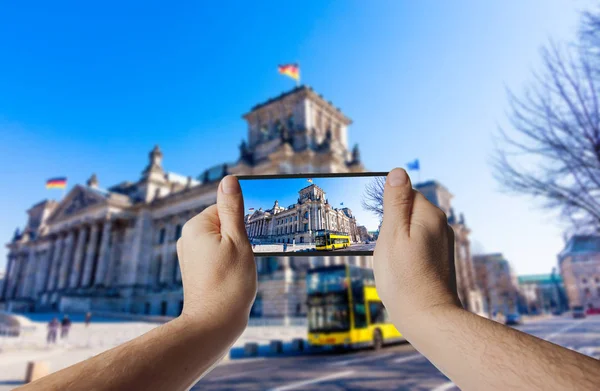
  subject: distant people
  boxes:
[47,317,59,344]
[85,312,92,327]
[283,242,288,252]
[61,315,72,339]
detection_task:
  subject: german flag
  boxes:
[46,177,67,189]
[278,64,300,81]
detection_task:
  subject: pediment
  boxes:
[47,185,109,223]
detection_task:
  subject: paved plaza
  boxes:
[1,313,599,389]
[193,315,600,390]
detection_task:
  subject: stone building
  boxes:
[416,181,485,315]
[245,183,359,245]
[558,235,600,310]
[1,85,483,319]
[473,253,520,316]
[356,226,370,242]
[518,272,568,314]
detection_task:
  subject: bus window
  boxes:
[369,301,389,324]
[354,303,367,328]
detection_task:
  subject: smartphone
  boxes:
[238,172,387,256]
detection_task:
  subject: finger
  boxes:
[217,175,247,240]
[382,168,414,237]
[182,204,220,238]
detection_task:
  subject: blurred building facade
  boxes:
[415,181,485,315]
[473,253,520,316]
[558,235,600,310]
[2,85,483,318]
[356,226,370,242]
[517,272,568,314]
[245,184,360,245]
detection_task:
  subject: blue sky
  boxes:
[0,1,594,273]
[240,177,384,232]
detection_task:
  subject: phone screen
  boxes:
[238,172,387,256]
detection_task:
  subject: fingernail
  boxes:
[387,169,408,187]
[221,176,241,194]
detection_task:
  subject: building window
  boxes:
[597,287,600,297]
[172,253,179,283]
[304,223,308,231]
[583,278,588,284]
[174,224,182,241]
[596,277,600,284]
[585,287,591,296]
[158,228,166,244]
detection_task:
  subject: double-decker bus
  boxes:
[306,264,403,350]
[315,230,351,251]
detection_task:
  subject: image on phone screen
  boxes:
[238,172,387,256]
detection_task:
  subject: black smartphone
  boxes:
[238,172,387,257]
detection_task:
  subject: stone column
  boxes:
[318,208,322,230]
[94,220,113,286]
[36,247,53,295]
[120,212,152,288]
[160,223,175,284]
[69,227,89,288]
[6,255,23,299]
[1,255,14,300]
[104,230,121,287]
[81,223,100,287]
[47,235,65,291]
[20,248,38,299]
[57,230,75,289]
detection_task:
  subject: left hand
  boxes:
[177,175,257,337]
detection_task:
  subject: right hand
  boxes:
[373,168,462,331]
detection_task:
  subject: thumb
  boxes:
[217,175,247,240]
[382,168,414,237]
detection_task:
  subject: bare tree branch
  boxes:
[494,13,600,233]
[361,176,385,224]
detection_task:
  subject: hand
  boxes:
[373,168,462,331]
[177,175,257,338]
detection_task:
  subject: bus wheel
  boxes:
[373,329,383,351]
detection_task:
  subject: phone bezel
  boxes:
[237,171,388,257]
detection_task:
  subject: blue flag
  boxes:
[340,202,344,206]
[407,159,420,171]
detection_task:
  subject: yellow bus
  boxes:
[306,264,403,350]
[315,230,351,251]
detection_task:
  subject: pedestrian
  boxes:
[46,317,59,344]
[283,242,287,252]
[60,315,72,339]
[17,173,600,391]
[85,312,92,327]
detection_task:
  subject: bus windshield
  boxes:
[307,292,350,332]
[315,235,327,247]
